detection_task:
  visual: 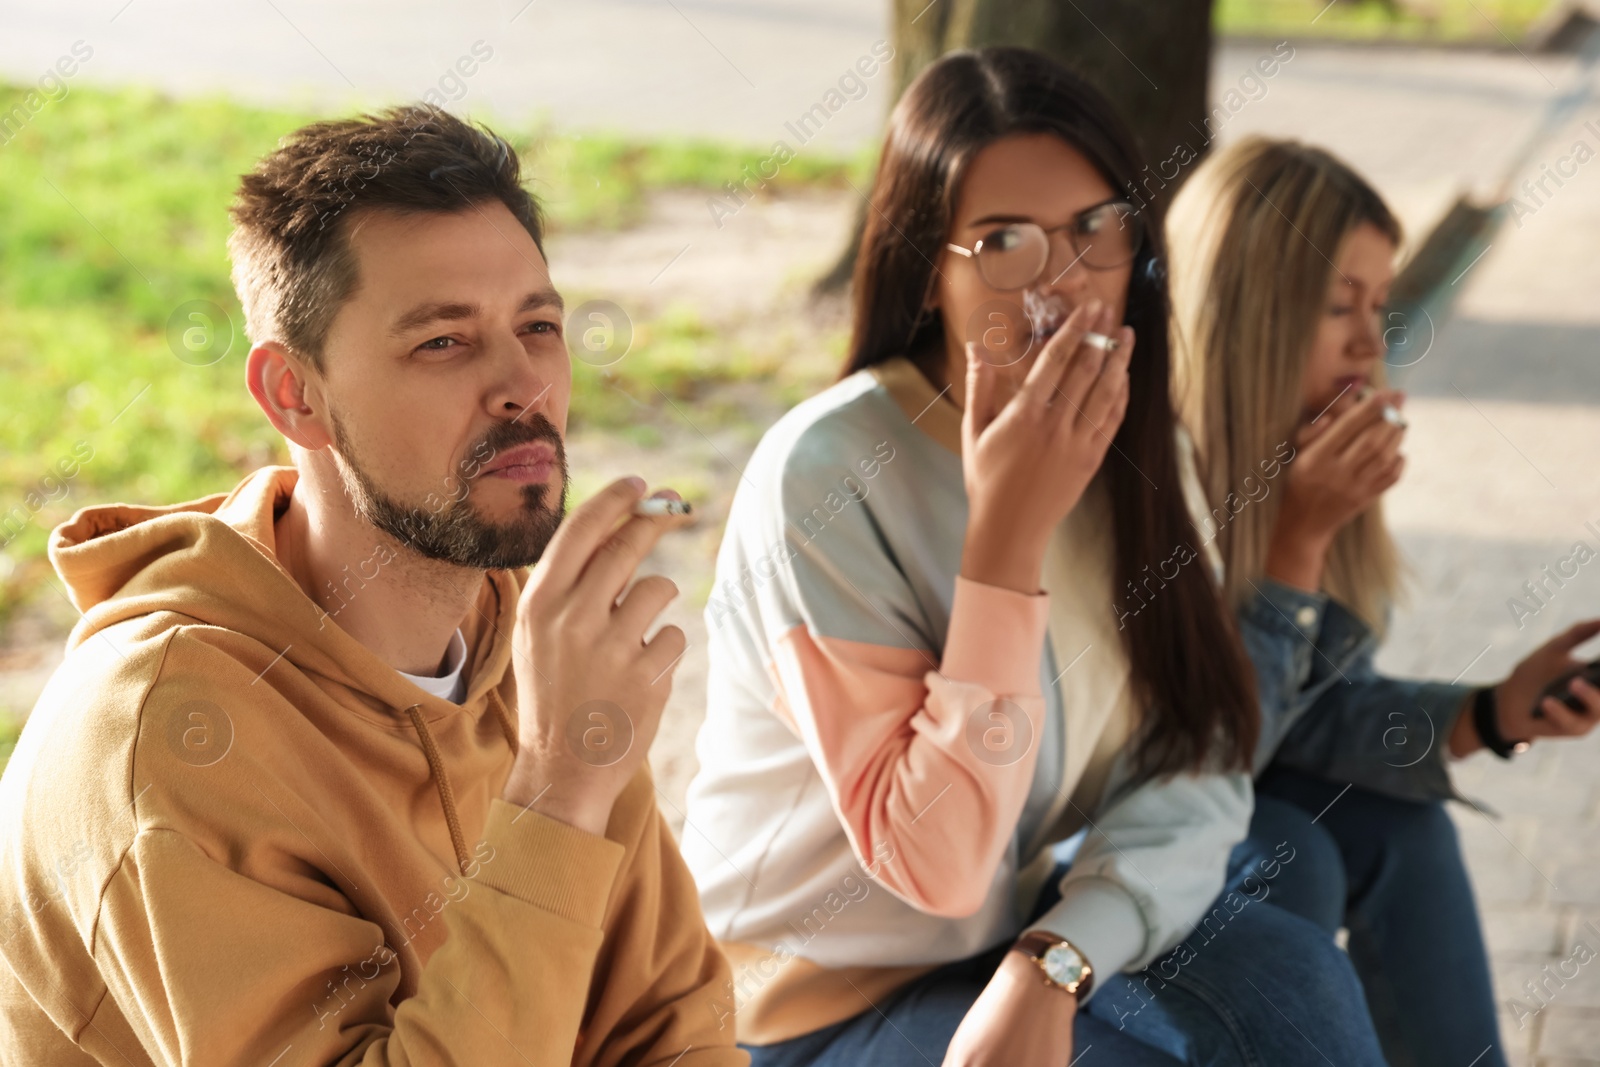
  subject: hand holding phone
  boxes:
[1534,657,1600,718]
[1498,618,1600,739]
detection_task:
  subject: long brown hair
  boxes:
[1169,137,1404,635]
[843,46,1258,777]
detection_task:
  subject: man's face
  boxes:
[316,201,572,570]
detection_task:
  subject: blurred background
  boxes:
[3,0,1600,1056]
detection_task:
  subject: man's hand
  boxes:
[943,950,1075,1067]
[1450,619,1600,757]
[500,476,693,835]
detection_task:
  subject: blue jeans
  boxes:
[1255,765,1505,1067]
[743,800,1386,1066]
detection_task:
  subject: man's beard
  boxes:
[328,409,569,571]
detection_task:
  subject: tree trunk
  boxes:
[815,0,1216,294]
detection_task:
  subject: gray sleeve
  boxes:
[1025,767,1253,989]
[705,416,928,653]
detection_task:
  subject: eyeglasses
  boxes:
[945,199,1144,291]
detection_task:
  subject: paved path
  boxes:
[4,4,1599,1060]
[0,0,892,149]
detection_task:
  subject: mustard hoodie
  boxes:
[0,465,747,1066]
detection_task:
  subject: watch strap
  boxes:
[1473,685,1525,760]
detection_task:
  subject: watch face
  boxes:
[1041,943,1087,987]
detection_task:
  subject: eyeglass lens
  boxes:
[974,203,1142,290]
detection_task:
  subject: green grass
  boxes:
[3,0,1545,624]
[531,134,874,229]
[1217,0,1554,42]
[0,84,864,623]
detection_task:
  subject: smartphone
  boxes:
[1533,659,1600,718]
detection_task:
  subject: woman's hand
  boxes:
[959,298,1133,595]
[1449,619,1600,756]
[943,950,1076,1067]
[1265,386,1406,592]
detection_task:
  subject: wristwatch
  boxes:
[1011,930,1094,998]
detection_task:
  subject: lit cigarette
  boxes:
[1355,384,1406,428]
[1082,331,1120,353]
[633,498,693,517]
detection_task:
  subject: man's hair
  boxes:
[227,104,544,373]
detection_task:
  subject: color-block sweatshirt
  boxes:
[0,465,745,1066]
[681,356,1252,1045]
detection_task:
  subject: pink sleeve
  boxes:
[768,576,1050,918]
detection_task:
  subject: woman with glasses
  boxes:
[680,48,1389,1066]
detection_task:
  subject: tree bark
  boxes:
[816,0,1216,294]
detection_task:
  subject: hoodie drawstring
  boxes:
[404,704,471,875]
[486,686,519,753]
[404,687,521,876]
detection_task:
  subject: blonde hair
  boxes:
[1168,136,1403,634]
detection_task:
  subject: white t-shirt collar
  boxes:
[396,627,469,705]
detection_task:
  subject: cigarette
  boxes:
[1082,331,1120,352]
[1354,384,1406,428]
[633,498,693,517]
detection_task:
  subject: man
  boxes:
[0,105,745,1066]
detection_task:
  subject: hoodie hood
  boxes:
[50,464,518,712]
[47,464,524,873]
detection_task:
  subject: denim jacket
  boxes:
[1238,576,1474,805]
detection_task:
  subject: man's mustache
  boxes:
[469,413,565,477]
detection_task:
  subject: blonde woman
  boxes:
[1169,135,1600,1067]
